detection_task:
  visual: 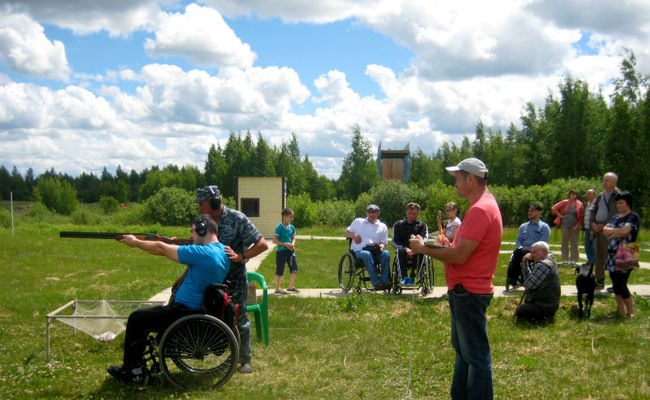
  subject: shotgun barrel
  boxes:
[59,231,193,245]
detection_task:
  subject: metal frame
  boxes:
[46,300,165,358]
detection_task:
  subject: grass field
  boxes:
[1,225,649,399]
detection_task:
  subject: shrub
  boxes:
[98,196,121,214]
[0,208,11,228]
[141,187,197,226]
[70,207,102,225]
[112,203,146,226]
[24,202,52,222]
[287,193,318,228]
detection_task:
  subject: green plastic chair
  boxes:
[246,271,269,347]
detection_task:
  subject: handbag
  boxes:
[362,243,382,256]
[614,242,640,270]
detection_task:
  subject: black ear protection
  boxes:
[193,216,207,237]
[207,185,222,210]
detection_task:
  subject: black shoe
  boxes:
[606,286,615,293]
[373,283,384,291]
[107,365,143,383]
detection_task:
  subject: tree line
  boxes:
[1,50,649,215]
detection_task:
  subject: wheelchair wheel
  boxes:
[418,257,434,296]
[338,252,356,292]
[159,314,239,390]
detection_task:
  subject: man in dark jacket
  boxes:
[515,241,561,322]
[392,202,429,285]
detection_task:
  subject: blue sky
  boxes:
[1,0,649,179]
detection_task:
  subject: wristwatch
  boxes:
[240,253,248,263]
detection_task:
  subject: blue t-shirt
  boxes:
[274,223,296,252]
[175,242,231,310]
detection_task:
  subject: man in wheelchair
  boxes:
[392,203,429,285]
[107,215,230,383]
[345,204,391,290]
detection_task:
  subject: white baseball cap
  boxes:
[445,158,489,179]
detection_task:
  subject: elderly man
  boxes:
[515,241,561,323]
[506,203,551,290]
[590,172,621,290]
[410,158,502,400]
[345,204,391,290]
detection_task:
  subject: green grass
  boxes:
[1,225,649,399]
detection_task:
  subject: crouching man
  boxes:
[515,241,561,323]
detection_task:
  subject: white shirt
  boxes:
[346,217,388,252]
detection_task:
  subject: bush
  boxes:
[70,207,102,225]
[141,187,197,226]
[112,203,146,226]
[287,193,318,228]
[24,202,53,222]
[98,196,121,214]
[0,208,11,228]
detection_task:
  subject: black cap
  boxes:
[529,203,543,211]
[366,204,380,211]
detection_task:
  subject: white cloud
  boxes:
[0,11,70,80]
[1,0,160,36]
[145,4,257,68]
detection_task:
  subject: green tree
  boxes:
[34,176,79,215]
[338,125,377,200]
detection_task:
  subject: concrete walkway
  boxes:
[150,238,650,302]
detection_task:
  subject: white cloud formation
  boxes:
[0,0,160,36]
[145,4,257,68]
[1,0,649,180]
[0,11,70,80]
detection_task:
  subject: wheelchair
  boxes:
[390,250,434,296]
[138,286,241,390]
[338,239,392,294]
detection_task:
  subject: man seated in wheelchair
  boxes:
[107,214,230,383]
[345,204,391,290]
[392,202,429,285]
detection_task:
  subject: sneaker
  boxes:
[400,277,408,285]
[274,289,288,294]
[595,282,605,290]
[107,365,142,383]
[606,286,615,293]
[627,314,635,319]
[406,277,415,285]
[239,363,253,374]
[287,287,300,293]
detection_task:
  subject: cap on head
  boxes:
[194,185,220,203]
[366,204,380,212]
[529,203,543,211]
[445,158,488,179]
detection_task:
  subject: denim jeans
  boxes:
[354,249,390,286]
[584,228,595,264]
[448,284,494,400]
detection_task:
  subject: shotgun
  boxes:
[59,231,193,245]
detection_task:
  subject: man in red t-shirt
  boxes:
[411,158,502,400]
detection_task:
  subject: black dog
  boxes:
[576,264,596,318]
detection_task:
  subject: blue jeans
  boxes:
[584,229,595,264]
[448,284,494,400]
[354,250,390,286]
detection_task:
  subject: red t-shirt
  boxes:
[445,193,503,293]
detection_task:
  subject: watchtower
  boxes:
[377,141,410,183]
